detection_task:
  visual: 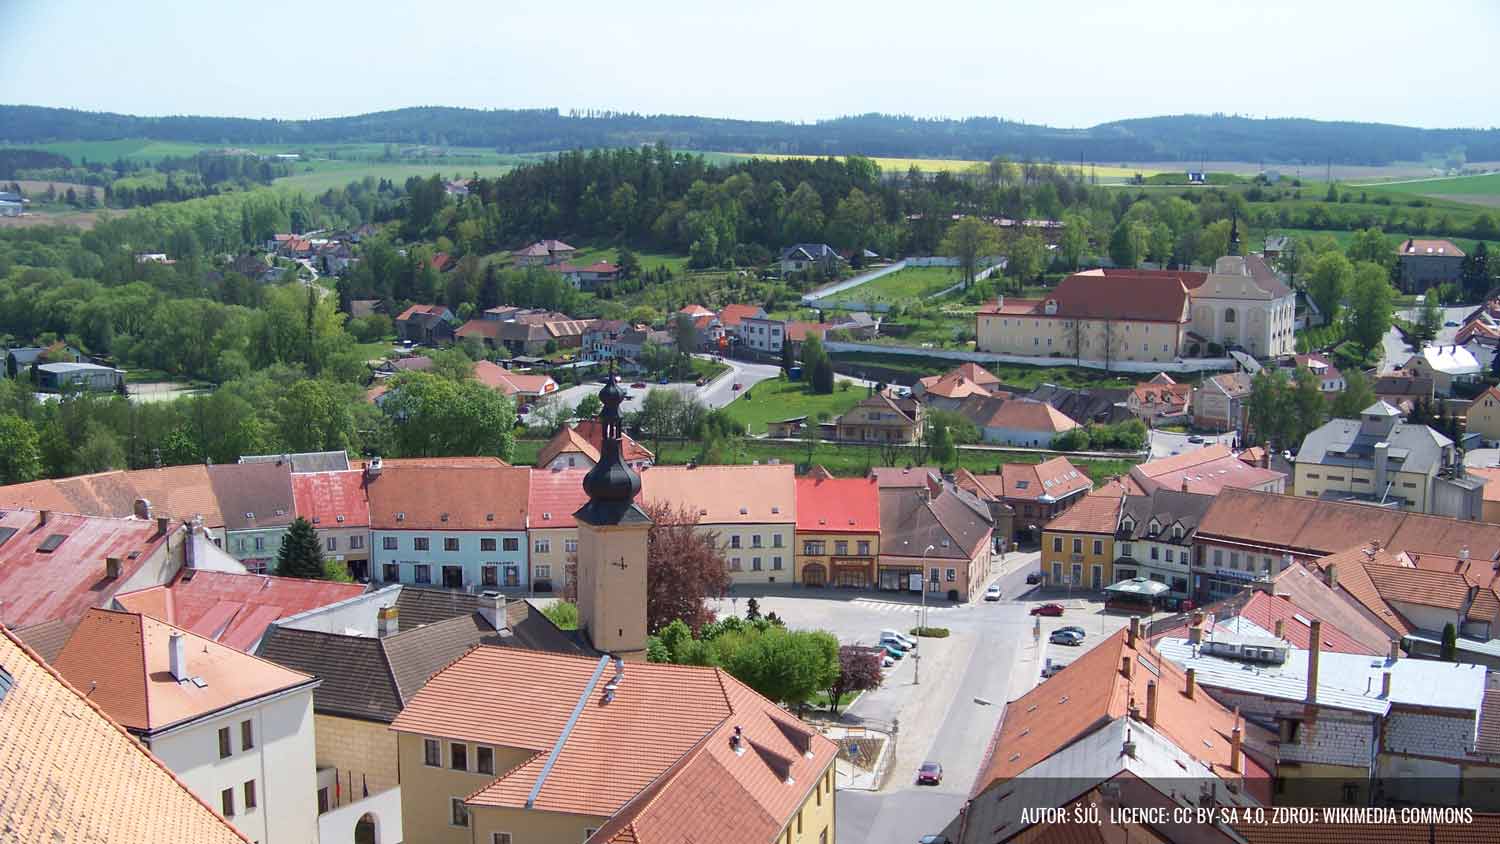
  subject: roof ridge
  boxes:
[0,624,254,843]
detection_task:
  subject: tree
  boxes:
[801,334,834,394]
[926,416,957,468]
[1347,228,1392,269]
[721,627,839,709]
[1006,232,1046,288]
[781,332,794,372]
[1305,252,1353,325]
[574,393,602,422]
[745,597,761,621]
[644,501,732,634]
[616,247,641,280]
[275,517,327,579]
[1462,242,1492,301]
[939,217,1001,290]
[1196,219,1232,265]
[1441,622,1458,662]
[1290,367,1327,449]
[1346,261,1396,354]
[1108,220,1142,268]
[1330,368,1376,419]
[382,373,516,459]
[1414,293,1444,345]
[0,414,42,484]
[1058,213,1091,270]
[825,646,884,714]
[1247,371,1291,450]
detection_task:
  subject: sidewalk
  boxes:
[823,723,895,791]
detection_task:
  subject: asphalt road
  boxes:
[1146,428,1237,459]
[1381,305,1471,373]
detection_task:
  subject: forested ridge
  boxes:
[4,105,1499,165]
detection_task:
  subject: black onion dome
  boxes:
[581,373,640,503]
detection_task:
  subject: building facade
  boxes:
[976,269,1195,363]
[795,475,880,588]
[639,464,797,585]
[1187,255,1297,358]
[1040,486,1125,589]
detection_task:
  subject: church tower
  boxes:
[1228,212,1242,257]
[572,370,652,659]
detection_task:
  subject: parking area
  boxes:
[1147,428,1236,459]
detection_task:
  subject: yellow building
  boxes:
[1470,386,1500,445]
[1292,401,1467,515]
[389,648,840,844]
[976,270,1194,364]
[1040,486,1126,589]
[640,464,798,585]
[795,474,881,587]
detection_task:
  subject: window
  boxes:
[535,564,551,580]
[477,746,495,775]
[234,538,246,553]
[383,536,397,550]
[1341,782,1360,805]
[535,538,551,554]
[221,788,235,817]
[565,539,577,553]
[1229,552,1241,570]
[803,540,825,555]
[254,536,265,552]
[414,537,430,551]
[1119,543,1132,558]
[424,739,441,766]
[503,537,519,552]
[773,534,783,548]
[218,727,232,759]
[1092,540,1102,556]
[451,797,470,827]
[752,534,763,548]
[383,562,400,582]
[772,556,783,570]
[1072,538,1082,554]
[493,835,513,844]
[752,557,762,571]
[244,780,257,810]
[1213,548,1224,565]
[414,564,431,584]
[730,557,742,571]
[481,538,497,551]
[1052,537,1063,553]
[858,540,871,556]
[450,742,467,771]
[241,719,254,751]
[326,537,337,551]
[350,535,364,550]
[318,787,330,814]
[444,537,460,552]
[834,540,849,555]
[946,568,956,582]
[1150,546,1159,560]
[730,535,741,549]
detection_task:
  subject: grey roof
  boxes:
[257,596,591,722]
[4,347,46,367]
[240,450,351,474]
[1244,253,1293,297]
[1024,383,1131,425]
[1296,415,1451,477]
[1155,636,1487,716]
[878,485,992,561]
[1118,489,1215,543]
[208,462,296,531]
[779,243,840,262]
[36,362,116,375]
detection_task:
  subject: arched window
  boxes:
[1223,308,1237,324]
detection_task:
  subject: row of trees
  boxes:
[1245,367,1376,454]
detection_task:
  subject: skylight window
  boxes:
[36,534,67,553]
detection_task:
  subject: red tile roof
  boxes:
[961,396,1078,433]
[472,360,557,396]
[1130,445,1286,495]
[0,509,176,629]
[290,470,370,528]
[1043,486,1125,534]
[1398,238,1465,257]
[1149,589,1380,655]
[958,457,1092,504]
[795,475,879,533]
[527,467,592,530]
[980,270,1192,323]
[717,304,765,327]
[395,303,448,322]
[572,419,655,464]
[365,465,530,530]
[114,570,364,652]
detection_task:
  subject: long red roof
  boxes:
[290,470,370,528]
[795,475,879,533]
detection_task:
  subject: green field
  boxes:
[569,245,691,276]
[721,378,867,434]
[1354,172,1500,195]
[829,350,1141,391]
[818,265,965,307]
[274,160,520,194]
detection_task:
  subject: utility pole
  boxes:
[914,543,935,686]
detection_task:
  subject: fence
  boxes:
[802,260,908,305]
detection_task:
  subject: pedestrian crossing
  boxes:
[848,598,960,614]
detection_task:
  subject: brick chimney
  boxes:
[1305,620,1322,704]
[38,509,50,527]
[1128,616,1140,648]
[1326,563,1339,591]
[1185,667,1197,700]
[1389,639,1401,662]
[1382,671,1393,698]
[1146,680,1158,726]
[1230,725,1243,773]
[1274,619,1285,639]
[1120,655,1133,680]
[377,605,400,637]
[156,516,170,537]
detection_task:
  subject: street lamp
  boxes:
[915,543,936,686]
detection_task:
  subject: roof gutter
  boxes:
[526,654,609,809]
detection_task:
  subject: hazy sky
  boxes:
[2,0,1496,128]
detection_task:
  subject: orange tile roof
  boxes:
[979,271,1192,323]
[0,509,176,629]
[537,425,601,467]
[527,467,593,530]
[572,419,655,464]
[0,626,250,844]
[290,469,370,528]
[1397,238,1465,257]
[390,647,836,838]
[114,570,364,652]
[1042,487,1124,534]
[473,360,557,396]
[1131,446,1285,495]
[51,608,315,733]
[1309,544,1414,635]
[976,628,1269,790]
[717,304,765,327]
[1148,589,1380,655]
[919,371,994,399]
[365,465,531,530]
[640,464,795,525]
[0,465,225,529]
[795,475,879,532]
[1364,561,1473,611]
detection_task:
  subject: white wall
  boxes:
[276,585,401,637]
[147,688,320,844]
[318,786,402,844]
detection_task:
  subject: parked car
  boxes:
[879,634,911,652]
[917,762,943,785]
[631,381,646,389]
[880,629,917,649]
[1445,320,1460,328]
[984,584,1003,601]
[1030,603,1064,617]
[1025,572,1043,585]
[919,836,952,844]
[732,382,744,391]
[1187,435,1205,443]
[1057,626,1086,639]
[1041,657,1072,678]
[1050,629,1085,646]
[882,644,906,660]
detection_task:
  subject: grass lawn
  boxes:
[819,265,964,308]
[569,244,691,276]
[807,690,859,712]
[830,351,1140,390]
[722,378,866,434]
[351,339,398,361]
[275,160,518,194]
[1352,172,1500,197]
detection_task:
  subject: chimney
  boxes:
[1382,671,1393,698]
[1146,680,1158,726]
[478,591,507,631]
[1181,476,1190,492]
[1188,611,1205,645]
[1230,725,1243,773]
[156,516,170,537]
[729,725,744,754]
[996,295,1004,310]
[1305,620,1322,704]
[104,557,122,579]
[1128,616,1140,648]
[365,455,383,481]
[377,605,399,637]
[1274,619,1285,640]
[133,498,152,520]
[1185,668,1197,700]
[169,632,189,682]
[1374,442,1389,499]
[1120,655,1134,680]
[39,509,50,527]
[1326,563,1339,591]
[1389,639,1401,661]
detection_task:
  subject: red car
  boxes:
[917,762,943,785]
[732,382,744,391]
[631,382,647,389]
[1030,603,1064,617]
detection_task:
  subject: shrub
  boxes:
[910,626,951,638]
[542,601,579,630]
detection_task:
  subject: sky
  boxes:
[1,0,1496,129]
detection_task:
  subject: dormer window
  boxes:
[1121,517,1134,533]
[1148,519,1160,535]
[1172,525,1184,540]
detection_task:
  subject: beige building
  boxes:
[833,393,924,444]
[976,269,1193,363]
[1471,386,1500,445]
[640,464,798,585]
[527,466,591,592]
[1187,255,1297,358]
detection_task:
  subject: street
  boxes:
[709,552,1136,844]
[1380,305,1470,374]
[1146,428,1236,459]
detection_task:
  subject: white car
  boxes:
[984,584,1002,601]
[880,628,917,649]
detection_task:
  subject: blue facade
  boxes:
[370,529,529,592]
